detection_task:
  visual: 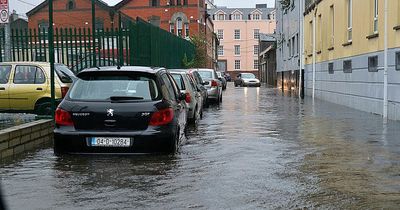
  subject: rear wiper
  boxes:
[109,96,144,101]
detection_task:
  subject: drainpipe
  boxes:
[312,8,316,99]
[383,0,388,121]
[299,0,304,99]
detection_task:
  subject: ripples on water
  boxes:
[1,84,400,209]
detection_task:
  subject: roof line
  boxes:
[27,0,113,17]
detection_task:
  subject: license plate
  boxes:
[90,137,131,147]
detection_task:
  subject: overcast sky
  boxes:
[11,0,275,16]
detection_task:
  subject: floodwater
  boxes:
[0,114,36,130]
[1,83,400,209]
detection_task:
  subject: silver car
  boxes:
[195,68,223,105]
[170,70,203,124]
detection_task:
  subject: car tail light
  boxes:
[55,108,74,126]
[149,108,174,126]
[61,87,69,98]
[185,92,191,103]
[211,80,218,87]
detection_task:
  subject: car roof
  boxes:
[194,68,215,72]
[78,66,166,75]
[0,62,66,66]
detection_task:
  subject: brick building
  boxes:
[27,0,116,31]
[26,0,217,69]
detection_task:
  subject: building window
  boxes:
[183,0,188,5]
[235,60,241,70]
[66,0,75,10]
[95,18,104,30]
[288,39,292,58]
[347,0,353,41]
[328,62,334,74]
[38,20,49,36]
[343,60,352,73]
[234,29,240,39]
[253,13,260,20]
[151,0,159,7]
[217,29,224,40]
[177,0,181,5]
[185,23,189,37]
[176,18,183,37]
[396,52,400,71]
[218,14,225,20]
[296,34,299,55]
[234,45,241,55]
[254,60,259,69]
[170,24,175,34]
[169,0,175,6]
[368,56,378,72]
[292,36,296,57]
[254,29,260,39]
[309,20,313,53]
[254,45,259,56]
[218,46,224,56]
[233,13,241,20]
[373,0,378,33]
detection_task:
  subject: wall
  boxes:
[0,120,54,160]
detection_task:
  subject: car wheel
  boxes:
[35,99,52,116]
[166,128,179,154]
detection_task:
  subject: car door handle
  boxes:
[0,87,5,91]
[36,88,43,91]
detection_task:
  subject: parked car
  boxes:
[0,62,75,115]
[216,71,227,90]
[170,70,203,124]
[194,68,223,105]
[234,73,261,87]
[223,72,232,82]
[53,66,187,155]
[172,69,209,108]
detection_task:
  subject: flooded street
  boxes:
[1,83,400,209]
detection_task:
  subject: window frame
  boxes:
[368,55,378,72]
[395,52,400,71]
[254,45,259,56]
[13,65,47,85]
[217,29,224,40]
[253,59,259,70]
[254,29,260,39]
[234,29,241,40]
[234,45,241,56]
[218,45,224,56]
[234,60,241,70]
[0,65,12,84]
[328,62,334,74]
[373,0,378,34]
[347,0,353,42]
[343,60,352,73]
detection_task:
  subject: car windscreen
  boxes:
[0,65,11,84]
[69,74,160,101]
[55,64,76,83]
[171,74,185,90]
[242,74,256,79]
[197,71,213,80]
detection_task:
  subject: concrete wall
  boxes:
[0,120,54,160]
[304,48,400,121]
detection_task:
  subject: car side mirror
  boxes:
[178,92,187,101]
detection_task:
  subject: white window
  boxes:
[218,14,225,20]
[218,45,224,56]
[170,24,175,34]
[234,45,241,55]
[254,29,260,39]
[233,13,241,20]
[253,13,260,20]
[185,23,189,38]
[347,0,352,41]
[176,17,183,37]
[254,60,259,69]
[235,60,241,70]
[234,29,240,39]
[217,29,224,40]
[373,0,378,33]
[254,45,259,56]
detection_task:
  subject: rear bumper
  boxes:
[207,88,219,99]
[54,127,176,154]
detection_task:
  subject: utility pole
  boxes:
[312,8,316,100]
[383,0,388,121]
[92,0,96,67]
[299,0,304,99]
[49,0,56,118]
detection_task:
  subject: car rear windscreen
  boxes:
[69,74,159,101]
[55,64,76,83]
[198,71,213,80]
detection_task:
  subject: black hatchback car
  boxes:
[53,66,187,154]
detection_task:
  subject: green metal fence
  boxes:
[0,28,4,62]
[1,18,195,73]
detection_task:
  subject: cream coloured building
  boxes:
[304,0,400,120]
[210,4,276,78]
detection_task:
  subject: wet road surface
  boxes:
[1,83,400,209]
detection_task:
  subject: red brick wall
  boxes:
[28,0,114,29]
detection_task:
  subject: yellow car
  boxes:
[0,62,75,115]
